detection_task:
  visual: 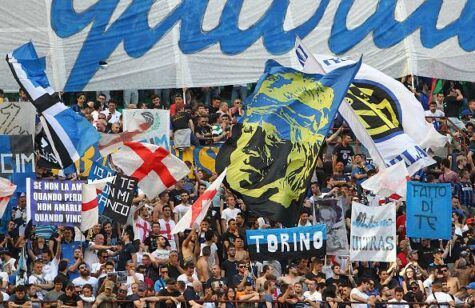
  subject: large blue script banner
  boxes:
[406,181,451,240]
[0,135,34,192]
[2,1,475,91]
[246,224,326,261]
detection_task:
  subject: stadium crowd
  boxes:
[0,79,474,308]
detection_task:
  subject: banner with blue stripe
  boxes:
[245,224,326,261]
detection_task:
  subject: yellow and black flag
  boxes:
[216,59,361,226]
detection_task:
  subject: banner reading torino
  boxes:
[1,1,475,91]
[246,225,327,261]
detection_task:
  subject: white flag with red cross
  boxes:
[81,177,114,231]
[0,177,16,218]
[111,142,189,198]
[173,168,227,234]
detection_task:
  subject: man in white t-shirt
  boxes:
[350,279,374,308]
[134,205,151,242]
[150,236,170,266]
[28,259,53,300]
[72,262,99,294]
[221,195,241,231]
[159,205,178,250]
[426,281,455,308]
[173,191,192,222]
[388,287,409,308]
[101,100,121,124]
[425,101,445,125]
[125,260,144,296]
[303,280,322,308]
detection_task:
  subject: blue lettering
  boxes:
[50,0,475,91]
[51,0,330,91]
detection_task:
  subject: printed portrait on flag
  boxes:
[217,59,360,225]
[314,198,348,256]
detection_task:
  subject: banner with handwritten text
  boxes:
[350,202,396,262]
[406,182,451,240]
[102,174,137,224]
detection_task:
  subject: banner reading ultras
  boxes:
[245,225,326,261]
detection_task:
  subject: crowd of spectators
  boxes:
[0,79,474,308]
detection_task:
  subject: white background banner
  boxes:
[0,1,474,92]
[350,202,396,262]
[0,102,35,136]
[122,109,170,150]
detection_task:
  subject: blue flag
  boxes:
[6,42,100,169]
[406,181,452,240]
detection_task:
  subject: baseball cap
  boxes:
[466,282,475,289]
[432,248,444,254]
[466,217,475,225]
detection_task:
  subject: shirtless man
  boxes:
[280,263,303,285]
[196,246,212,283]
[234,237,249,262]
[440,265,460,295]
[181,229,198,263]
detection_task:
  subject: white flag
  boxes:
[173,169,227,234]
[0,177,16,218]
[361,161,409,199]
[81,177,114,231]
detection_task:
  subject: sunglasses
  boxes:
[239,265,247,268]
[119,290,127,293]
[79,266,87,270]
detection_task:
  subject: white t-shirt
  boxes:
[177,273,199,287]
[101,109,121,124]
[424,109,445,118]
[43,258,59,282]
[134,216,151,242]
[159,218,177,250]
[221,207,241,222]
[126,273,144,295]
[151,248,170,261]
[388,299,409,308]
[72,276,99,294]
[0,291,9,302]
[303,290,322,308]
[426,292,454,308]
[84,242,100,265]
[174,203,191,221]
[350,288,369,308]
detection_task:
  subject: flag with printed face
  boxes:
[173,169,227,234]
[81,177,114,231]
[216,59,360,225]
[111,142,189,198]
[0,177,17,218]
[6,42,100,169]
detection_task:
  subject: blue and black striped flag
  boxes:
[6,42,99,169]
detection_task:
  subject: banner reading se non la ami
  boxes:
[246,225,326,261]
[27,178,84,227]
